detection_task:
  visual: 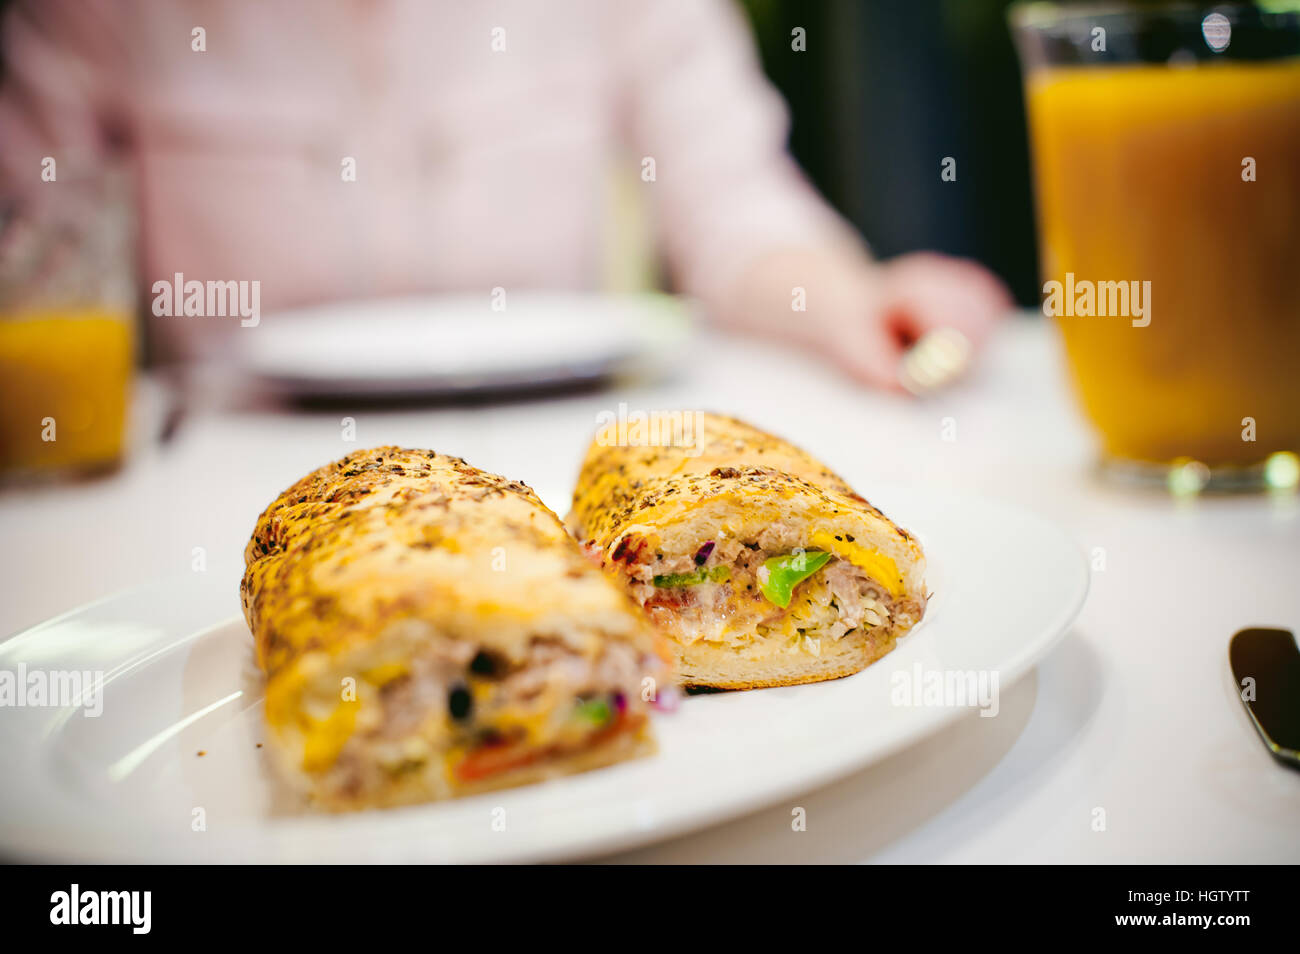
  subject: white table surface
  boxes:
[1,314,1296,863]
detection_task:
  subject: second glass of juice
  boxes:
[0,165,136,477]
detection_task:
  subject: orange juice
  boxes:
[0,310,133,473]
[1026,59,1300,465]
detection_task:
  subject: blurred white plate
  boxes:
[0,485,1086,863]
[238,292,693,398]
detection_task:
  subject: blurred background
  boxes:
[0,0,1041,372]
[0,0,1031,479]
[1,0,1296,488]
[742,0,1039,305]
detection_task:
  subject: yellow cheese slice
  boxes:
[809,531,903,598]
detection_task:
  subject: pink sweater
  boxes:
[0,0,850,359]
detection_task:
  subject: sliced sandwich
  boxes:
[242,446,671,810]
[568,413,927,689]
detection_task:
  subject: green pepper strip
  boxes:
[759,550,833,608]
[573,697,612,726]
[652,565,731,587]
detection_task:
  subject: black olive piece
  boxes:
[448,684,473,721]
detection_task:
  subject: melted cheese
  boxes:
[809,531,903,597]
[302,699,359,771]
[362,662,408,686]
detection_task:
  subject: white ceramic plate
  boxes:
[237,292,694,399]
[0,486,1087,863]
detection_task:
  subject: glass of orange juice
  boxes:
[1011,1,1300,493]
[0,165,136,477]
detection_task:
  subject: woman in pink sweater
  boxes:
[0,0,1009,388]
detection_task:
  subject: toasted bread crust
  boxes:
[568,413,923,584]
[570,412,907,538]
[244,447,667,688]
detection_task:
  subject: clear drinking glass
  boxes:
[1011,1,1300,493]
[0,164,136,477]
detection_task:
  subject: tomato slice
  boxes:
[453,711,640,783]
[454,738,541,783]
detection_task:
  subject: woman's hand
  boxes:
[722,247,1013,392]
[830,251,1014,391]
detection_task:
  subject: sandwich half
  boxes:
[568,413,927,689]
[242,446,671,810]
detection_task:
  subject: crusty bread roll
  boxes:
[568,413,927,689]
[242,447,670,810]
